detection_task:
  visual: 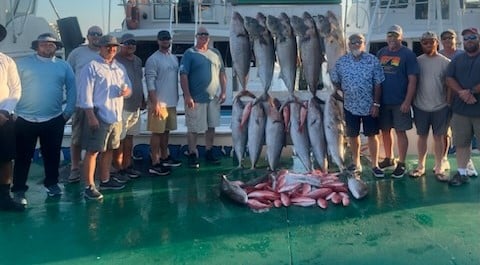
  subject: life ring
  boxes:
[125,1,140,30]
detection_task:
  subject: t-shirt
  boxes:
[377,46,420,105]
[115,54,144,112]
[144,50,179,108]
[446,52,480,117]
[179,47,225,103]
[439,49,464,60]
[414,53,450,112]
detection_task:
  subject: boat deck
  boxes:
[1,154,479,265]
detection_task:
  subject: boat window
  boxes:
[370,0,408,8]
[461,0,480,8]
[415,0,449,19]
[10,0,36,19]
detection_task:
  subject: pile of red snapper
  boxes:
[221,169,368,213]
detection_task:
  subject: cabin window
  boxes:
[153,0,172,20]
[461,0,480,8]
[370,0,408,8]
[415,0,449,20]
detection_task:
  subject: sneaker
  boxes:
[68,168,81,183]
[188,153,200,168]
[378,158,396,170]
[99,178,125,190]
[391,162,406,178]
[466,159,478,177]
[347,164,363,174]
[124,166,141,179]
[0,196,25,212]
[45,184,63,197]
[372,167,385,178]
[161,155,182,167]
[84,185,104,200]
[205,150,221,165]
[149,164,171,176]
[448,172,470,186]
[13,191,27,206]
[111,172,130,184]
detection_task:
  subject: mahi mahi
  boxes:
[266,13,297,96]
[229,12,251,91]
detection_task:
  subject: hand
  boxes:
[218,91,226,104]
[458,89,477,104]
[87,116,100,131]
[185,95,195,109]
[399,101,411,113]
[119,84,131,97]
[370,106,379,118]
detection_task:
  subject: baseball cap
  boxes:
[387,24,403,35]
[98,35,121,47]
[461,27,478,36]
[440,29,456,39]
[120,33,135,44]
[348,33,365,42]
[420,31,438,40]
[157,30,171,40]
[87,26,103,36]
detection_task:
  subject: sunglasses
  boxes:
[122,40,137,45]
[350,40,363,45]
[158,37,171,41]
[197,32,209,36]
[420,40,435,45]
[463,35,478,41]
[88,32,102,37]
[441,36,454,41]
[387,32,399,38]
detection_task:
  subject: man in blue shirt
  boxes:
[331,33,385,178]
[377,25,419,178]
[11,33,76,205]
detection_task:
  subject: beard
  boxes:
[464,42,479,53]
[351,49,363,57]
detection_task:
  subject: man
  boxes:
[78,35,132,200]
[113,33,145,180]
[439,29,478,177]
[0,23,24,211]
[145,30,181,175]
[330,33,385,178]
[12,33,76,205]
[179,27,227,168]
[377,24,419,178]
[445,27,480,186]
[66,25,103,183]
[409,31,451,181]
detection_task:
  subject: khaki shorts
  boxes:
[70,109,84,145]
[120,109,141,139]
[147,107,177,133]
[185,98,220,133]
[82,119,122,152]
[451,113,480,148]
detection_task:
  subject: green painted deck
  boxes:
[1,154,479,265]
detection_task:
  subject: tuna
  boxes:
[266,13,298,96]
[229,12,251,91]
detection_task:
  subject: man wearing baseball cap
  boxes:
[0,24,23,211]
[376,24,420,178]
[446,27,480,186]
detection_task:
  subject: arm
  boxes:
[77,65,99,130]
[400,74,416,113]
[218,71,227,104]
[446,76,477,104]
[4,57,21,113]
[180,73,194,109]
[63,64,77,120]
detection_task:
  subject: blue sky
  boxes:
[37,0,125,36]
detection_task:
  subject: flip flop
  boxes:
[409,169,425,178]
[435,172,449,182]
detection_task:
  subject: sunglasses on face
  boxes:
[158,37,171,41]
[463,35,478,41]
[123,40,136,45]
[387,32,399,38]
[197,32,209,37]
[88,32,102,37]
[441,36,454,41]
[421,40,435,45]
[350,40,363,45]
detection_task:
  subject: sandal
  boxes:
[409,169,425,178]
[435,172,449,182]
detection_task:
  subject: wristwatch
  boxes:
[373,102,381,107]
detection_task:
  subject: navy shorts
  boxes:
[379,104,413,131]
[344,109,379,137]
[0,115,15,162]
[413,106,450,136]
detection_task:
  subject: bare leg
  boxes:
[150,133,161,165]
[205,127,215,150]
[112,141,124,170]
[188,132,198,155]
[83,151,99,187]
[349,136,360,166]
[396,130,408,163]
[70,143,82,170]
[416,134,428,171]
[0,162,12,185]
[99,150,113,182]
[456,146,470,169]
[381,128,394,159]
[122,135,134,168]
[159,132,169,159]
[367,135,379,167]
